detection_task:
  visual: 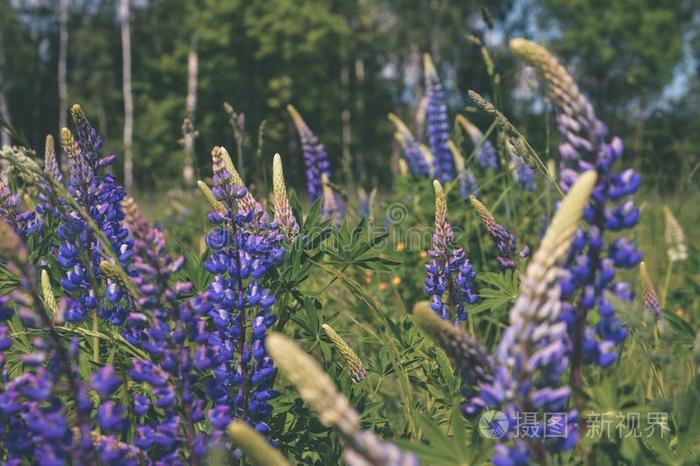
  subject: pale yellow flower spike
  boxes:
[469,196,496,227]
[419,143,434,167]
[456,114,482,142]
[272,153,287,206]
[214,146,244,188]
[387,113,411,136]
[197,180,226,216]
[509,39,584,117]
[99,260,140,300]
[397,159,409,177]
[662,206,687,262]
[60,128,80,161]
[447,140,466,173]
[265,332,360,435]
[227,422,290,466]
[526,170,597,287]
[433,180,447,227]
[423,53,436,76]
[287,104,307,131]
[322,324,367,383]
[639,261,661,318]
[41,270,59,319]
[321,173,336,211]
[44,135,55,162]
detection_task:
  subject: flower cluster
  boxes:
[0,220,105,464]
[509,149,536,192]
[0,180,42,237]
[55,106,133,324]
[423,54,455,182]
[469,196,517,269]
[457,115,499,171]
[424,181,478,324]
[639,261,660,320]
[388,113,431,176]
[510,38,642,368]
[121,196,213,462]
[469,171,597,465]
[322,323,367,383]
[448,140,479,198]
[196,147,285,448]
[662,206,687,262]
[272,153,300,241]
[288,105,345,222]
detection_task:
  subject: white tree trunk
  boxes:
[0,28,11,147]
[58,0,68,151]
[120,0,134,190]
[182,46,198,185]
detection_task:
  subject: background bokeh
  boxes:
[1,0,698,194]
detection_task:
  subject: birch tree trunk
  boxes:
[120,0,134,190]
[0,28,11,147]
[182,45,198,186]
[58,0,68,144]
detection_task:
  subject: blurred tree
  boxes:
[535,0,695,159]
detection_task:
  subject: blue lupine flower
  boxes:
[457,115,500,170]
[468,171,597,464]
[288,104,332,202]
[424,54,455,182]
[470,196,517,270]
[196,147,285,449]
[388,113,431,176]
[510,152,536,191]
[55,106,133,324]
[424,181,478,324]
[510,39,642,368]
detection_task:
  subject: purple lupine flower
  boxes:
[388,113,431,176]
[510,39,642,368]
[458,168,479,198]
[0,180,42,237]
[287,104,332,202]
[469,196,517,269]
[55,106,133,324]
[457,115,500,170]
[468,171,597,464]
[0,220,107,464]
[511,153,536,191]
[122,196,211,462]
[423,54,455,182]
[424,181,478,324]
[197,147,285,448]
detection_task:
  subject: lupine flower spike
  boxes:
[44,134,62,182]
[227,422,290,466]
[322,323,367,383]
[196,146,285,446]
[448,140,478,198]
[639,261,660,320]
[40,269,60,321]
[414,302,493,397]
[424,180,478,323]
[357,187,377,220]
[387,113,430,176]
[423,54,454,182]
[54,106,133,325]
[469,196,516,269]
[322,173,343,226]
[472,170,597,465]
[272,153,299,240]
[266,333,420,466]
[456,115,499,170]
[506,140,536,191]
[511,38,642,370]
[662,206,687,262]
[287,104,332,202]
